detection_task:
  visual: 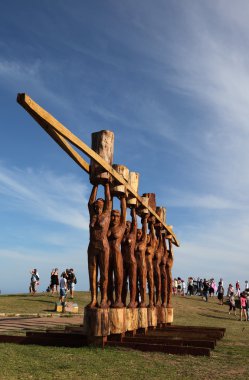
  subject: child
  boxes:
[228,292,236,316]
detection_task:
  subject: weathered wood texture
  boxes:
[166,307,174,323]
[142,193,156,211]
[109,308,126,334]
[156,306,167,324]
[83,308,110,336]
[147,307,157,327]
[127,171,139,206]
[111,164,129,196]
[16,93,179,246]
[126,308,138,331]
[90,130,114,184]
[138,308,148,328]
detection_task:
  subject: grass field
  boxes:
[0,292,249,379]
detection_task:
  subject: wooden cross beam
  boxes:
[17,93,180,247]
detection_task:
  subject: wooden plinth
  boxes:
[138,308,148,329]
[109,308,126,334]
[147,307,157,327]
[126,308,138,331]
[166,307,174,324]
[83,308,110,336]
[156,306,167,325]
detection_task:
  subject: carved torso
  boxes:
[89,210,110,250]
[108,223,125,253]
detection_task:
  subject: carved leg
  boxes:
[87,252,97,308]
[122,263,128,306]
[113,251,124,308]
[139,260,147,308]
[107,253,114,307]
[128,257,137,308]
[147,259,154,307]
[161,264,167,307]
[99,247,110,309]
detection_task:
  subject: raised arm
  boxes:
[103,183,112,212]
[149,217,156,243]
[88,185,98,211]
[141,214,148,243]
[167,235,173,257]
[120,195,127,226]
[130,207,137,233]
[162,232,167,253]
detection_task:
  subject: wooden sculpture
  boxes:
[145,216,157,307]
[87,183,112,308]
[121,208,138,308]
[107,195,127,308]
[135,214,149,308]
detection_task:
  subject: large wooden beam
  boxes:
[17,93,179,247]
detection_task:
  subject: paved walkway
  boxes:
[0,315,83,335]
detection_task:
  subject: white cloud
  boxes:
[0,163,89,230]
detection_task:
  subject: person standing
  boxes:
[217,281,224,305]
[50,268,59,295]
[182,280,186,296]
[240,292,248,321]
[29,269,39,295]
[202,279,209,302]
[235,281,240,297]
[228,292,236,316]
[59,272,67,312]
[67,268,77,299]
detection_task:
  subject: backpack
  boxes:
[74,276,77,284]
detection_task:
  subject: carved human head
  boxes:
[137,228,142,241]
[125,221,131,233]
[111,209,120,225]
[94,198,104,215]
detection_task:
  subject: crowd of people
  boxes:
[173,277,249,321]
[29,268,77,305]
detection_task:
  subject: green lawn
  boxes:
[0,292,249,379]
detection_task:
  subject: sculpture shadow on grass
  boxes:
[198,312,237,321]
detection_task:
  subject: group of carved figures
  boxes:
[87,183,174,310]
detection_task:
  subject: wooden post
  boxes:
[90,130,114,184]
[127,172,139,207]
[111,164,129,196]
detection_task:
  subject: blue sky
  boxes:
[1,1,249,293]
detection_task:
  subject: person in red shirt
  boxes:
[240,292,247,321]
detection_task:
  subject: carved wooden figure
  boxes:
[145,216,157,307]
[153,226,164,306]
[135,214,149,308]
[166,235,174,308]
[161,232,168,307]
[87,183,112,308]
[107,195,127,308]
[121,208,137,308]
